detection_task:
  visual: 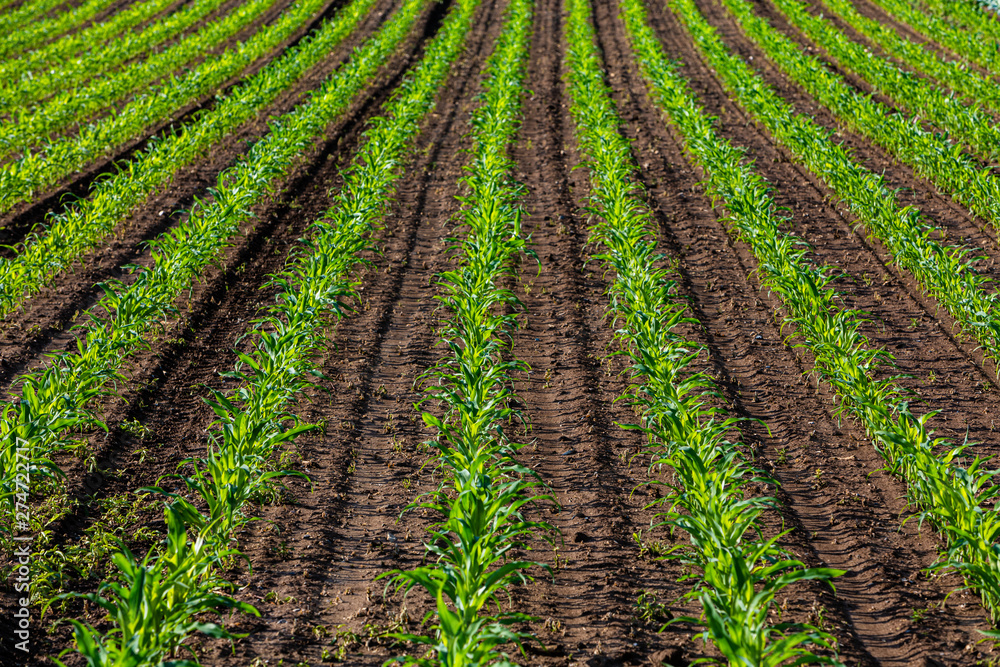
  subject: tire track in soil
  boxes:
[1,2,455,663]
[497,1,700,665]
[0,0,314,248]
[596,0,995,664]
[688,0,1000,460]
[179,1,512,664]
[0,0,403,391]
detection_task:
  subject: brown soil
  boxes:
[0,0,407,387]
[598,0,996,663]
[5,0,1000,664]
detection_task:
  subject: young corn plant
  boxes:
[633,0,1000,633]
[0,0,69,37]
[876,0,1000,74]
[0,0,120,60]
[816,0,1000,119]
[45,501,258,667]
[770,0,1000,163]
[0,0,269,158]
[565,0,843,663]
[383,0,557,662]
[715,0,1000,233]
[925,0,1000,34]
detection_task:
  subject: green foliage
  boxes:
[0,0,244,151]
[382,1,552,663]
[0,0,328,213]
[0,0,67,36]
[0,0,120,60]
[879,0,1000,74]
[46,502,258,667]
[571,0,844,662]
[0,0,193,114]
[675,0,1000,368]
[817,0,1000,121]
[650,0,1000,631]
[772,0,1000,162]
[0,0,418,520]
[0,0,382,322]
[49,0,486,663]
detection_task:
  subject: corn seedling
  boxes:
[0,0,269,158]
[0,0,328,213]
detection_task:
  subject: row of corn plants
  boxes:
[381,0,553,663]
[0,0,275,161]
[565,0,844,662]
[719,0,1000,230]
[0,0,229,115]
[717,0,1000,304]
[0,0,425,524]
[47,1,480,662]
[670,0,1000,367]
[0,0,379,321]
[662,0,1000,629]
[0,0,69,36]
[0,0,121,60]
[771,0,1000,163]
[0,0,325,213]
[873,0,1000,75]
[817,0,1000,120]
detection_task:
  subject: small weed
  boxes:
[633,530,668,559]
[274,541,293,560]
[635,590,673,625]
[120,418,151,440]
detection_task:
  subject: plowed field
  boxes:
[4,0,1000,664]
